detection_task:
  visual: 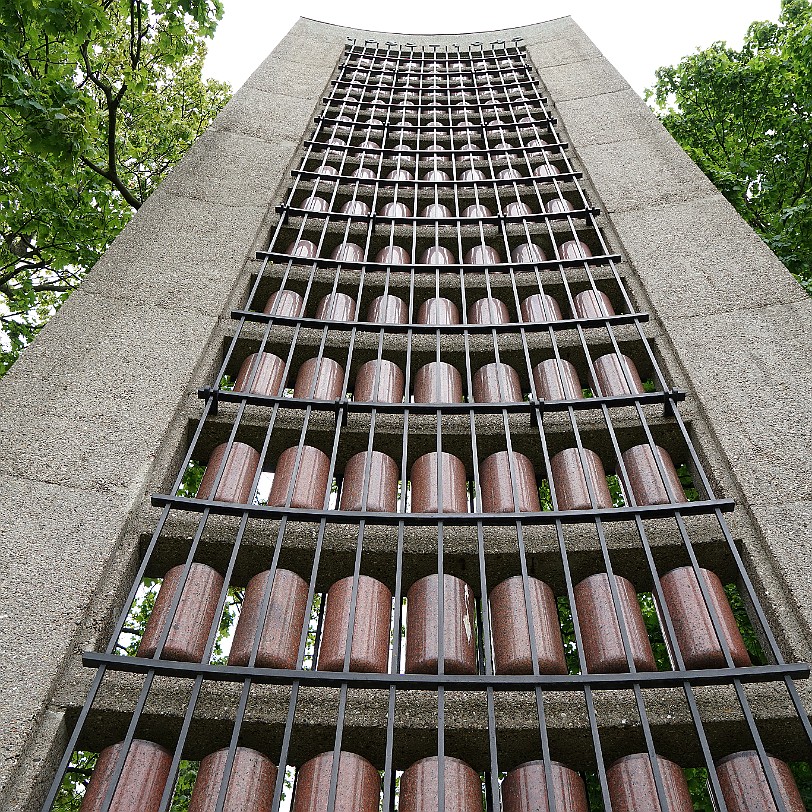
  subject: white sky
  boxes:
[203,0,781,98]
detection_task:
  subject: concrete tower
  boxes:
[2,16,811,812]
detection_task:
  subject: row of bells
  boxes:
[138,564,750,674]
[318,114,549,132]
[195,441,686,511]
[306,148,563,175]
[277,236,591,266]
[345,56,527,71]
[292,192,574,218]
[258,286,610,324]
[231,352,643,403]
[78,743,805,812]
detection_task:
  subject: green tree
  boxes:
[646,0,812,293]
[0,0,231,373]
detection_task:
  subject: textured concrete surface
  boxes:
[539,57,629,103]
[0,477,132,804]
[610,198,807,319]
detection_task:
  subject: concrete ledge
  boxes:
[54,669,812,771]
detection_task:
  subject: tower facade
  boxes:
[2,16,812,812]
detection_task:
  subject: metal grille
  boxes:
[42,37,811,812]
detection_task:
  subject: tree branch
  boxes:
[0,260,48,287]
[65,767,94,776]
[129,0,146,70]
[30,283,74,293]
[79,43,141,210]
[80,155,140,210]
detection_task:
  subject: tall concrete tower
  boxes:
[2,16,811,812]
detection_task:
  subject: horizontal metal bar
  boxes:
[290,165,571,187]
[322,98,550,112]
[231,309,646,333]
[335,66,533,76]
[256,248,618,273]
[342,52,529,64]
[304,140,564,159]
[276,204,595,225]
[150,494,736,523]
[339,61,529,68]
[82,652,809,690]
[316,116,555,133]
[197,388,687,413]
[332,77,538,89]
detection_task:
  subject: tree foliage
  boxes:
[646,0,812,293]
[0,0,231,373]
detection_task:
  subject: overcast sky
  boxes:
[203,0,781,97]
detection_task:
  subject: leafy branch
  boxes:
[79,41,140,208]
[646,0,812,293]
[0,0,231,374]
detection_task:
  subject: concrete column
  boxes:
[0,18,345,806]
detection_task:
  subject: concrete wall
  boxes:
[1,14,809,809]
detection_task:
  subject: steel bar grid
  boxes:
[41,36,811,812]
